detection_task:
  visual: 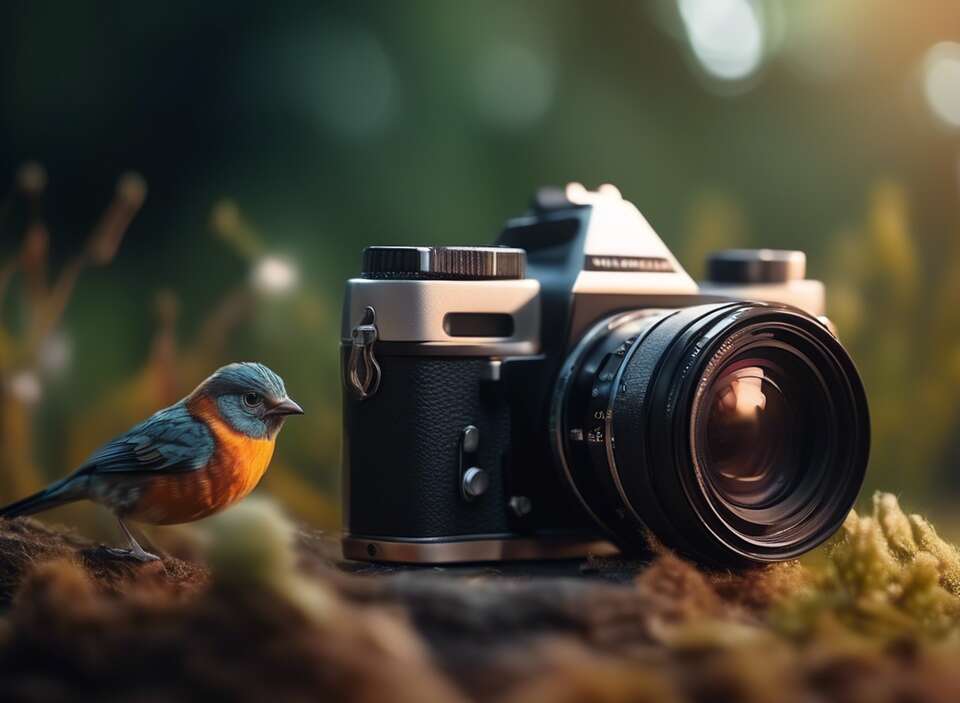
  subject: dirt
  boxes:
[1,496,959,703]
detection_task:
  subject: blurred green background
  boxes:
[1,0,959,535]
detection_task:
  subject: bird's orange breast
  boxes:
[125,395,276,525]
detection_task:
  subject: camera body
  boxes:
[341,184,867,565]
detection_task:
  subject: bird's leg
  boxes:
[103,517,160,562]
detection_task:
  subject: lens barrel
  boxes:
[551,302,869,565]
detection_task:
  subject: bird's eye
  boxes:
[242,392,262,408]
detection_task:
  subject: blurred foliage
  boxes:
[0,0,959,532]
[825,184,960,503]
[0,167,339,535]
[0,164,146,501]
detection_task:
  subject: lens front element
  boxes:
[700,361,796,510]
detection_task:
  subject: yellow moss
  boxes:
[830,515,898,596]
[874,492,917,560]
[897,553,960,633]
[908,513,960,596]
[776,493,960,641]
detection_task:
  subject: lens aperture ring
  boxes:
[550,310,668,545]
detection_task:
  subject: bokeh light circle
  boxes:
[252,256,300,296]
[678,0,764,82]
[924,42,960,128]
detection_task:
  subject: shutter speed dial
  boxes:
[362,246,526,281]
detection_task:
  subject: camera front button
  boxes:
[462,467,490,501]
[462,425,480,454]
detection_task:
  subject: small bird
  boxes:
[0,362,303,561]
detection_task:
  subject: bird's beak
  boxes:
[266,397,304,417]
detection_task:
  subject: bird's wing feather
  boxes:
[78,403,215,476]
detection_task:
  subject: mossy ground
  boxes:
[1,493,959,702]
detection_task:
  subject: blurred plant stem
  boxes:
[64,197,339,530]
[0,164,145,507]
[0,170,302,523]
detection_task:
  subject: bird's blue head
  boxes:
[194,362,303,439]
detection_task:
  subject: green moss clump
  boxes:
[775,492,960,640]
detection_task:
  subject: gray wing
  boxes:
[77,402,215,476]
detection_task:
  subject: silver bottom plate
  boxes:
[342,534,620,564]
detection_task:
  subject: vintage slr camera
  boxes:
[341,184,869,566]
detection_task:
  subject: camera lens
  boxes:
[551,302,869,565]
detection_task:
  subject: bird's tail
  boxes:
[0,477,86,519]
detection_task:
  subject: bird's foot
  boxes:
[100,546,161,563]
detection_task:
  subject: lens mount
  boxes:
[552,301,869,565]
